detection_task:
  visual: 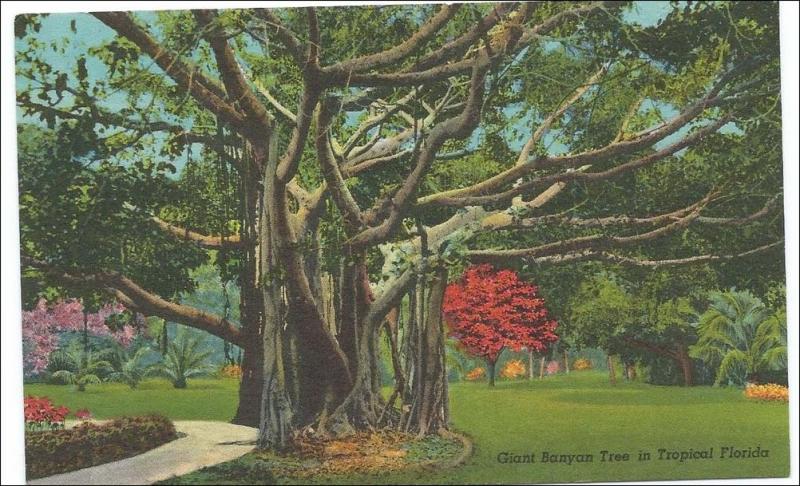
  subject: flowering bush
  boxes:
[24,396,69,432]
[218,364,243,379]
[546,360,561,375]
[466,367,486,381]
[573,358,592,371]
[22,299,141,376]
[25,414,177,479]
[75,409,92,421]
[744,383,788,402]
[500,360,526,379]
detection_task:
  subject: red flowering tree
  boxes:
[443,264,558,386]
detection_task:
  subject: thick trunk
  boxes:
[232,337,263,426]
[487,360,496,387]
[407,267,449,436]
[676,345,693,387]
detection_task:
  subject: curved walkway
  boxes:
[29,421,258,485]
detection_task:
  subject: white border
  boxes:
[2,2,797,485]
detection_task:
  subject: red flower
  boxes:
[75,409,92,420]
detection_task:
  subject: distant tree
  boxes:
[443,264,558,386]
[690,289,787,386]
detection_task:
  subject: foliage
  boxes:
[690,289,787,386]
[152,330,214,388]
[744,383,788,403]
[444,265,558,365]
[49,345,114,392]
[572,358,593,371]
[25,415,177,479]
[24,396,69,432]
[21,299,139,376]
[500,360,526,379]
[105,346,155,389]
[465,368,486,381]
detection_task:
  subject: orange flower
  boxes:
[466,367,486,381]
[500,359,526,379]
[744,383,788,402]
[573,358,592,371]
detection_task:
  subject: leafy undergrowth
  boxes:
[26,415,177,479]
[160,431,463,485]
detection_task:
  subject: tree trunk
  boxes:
[676,345,693,387]
[564,350,570,374]
[232,338,263,426]
[539,356,545,380]
[607,355,617,385]
[407,266,449,436]
[528,350,534,380]
[487,360,496,387]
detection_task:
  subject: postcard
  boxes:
[4,1,795,484]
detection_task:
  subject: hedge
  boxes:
[26,414,177,479]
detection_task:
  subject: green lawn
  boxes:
[24,378,240,421]
[25,372,790,483]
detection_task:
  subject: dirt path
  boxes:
[28,421,257,485]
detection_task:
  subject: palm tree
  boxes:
[152,330,213,388]
[50,346,114,392]
[690,290,787,386]
[106,346,153,389]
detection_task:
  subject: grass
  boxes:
[24,372,790,483]
[24,378,240,421]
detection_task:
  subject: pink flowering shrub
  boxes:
[546,360,561,375]
[22,299,141,376]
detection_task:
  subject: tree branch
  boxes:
[22,256,244,347]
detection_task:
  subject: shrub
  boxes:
[500,360,526,379]
[152,330,213,388]
[466,367,485,381]
[219,363,243,379]
[744,383,788,402]
[25,414,177,479]
[546,360,560,375]
[573,358,592,371]
[24,396,68,432]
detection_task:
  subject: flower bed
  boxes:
[25,414,177,479]
[24,396,69,432]
[744,383,788,402]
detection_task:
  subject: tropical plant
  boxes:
[152,331,213,389]
[690,290,787,387]
[106,346,154,389]
[49,346,113,392]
